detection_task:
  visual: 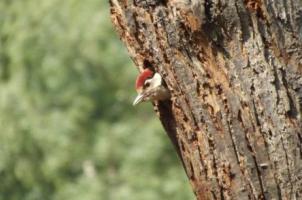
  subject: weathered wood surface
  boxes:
[110,0,302,199]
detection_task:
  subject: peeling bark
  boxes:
[110,0,302,199]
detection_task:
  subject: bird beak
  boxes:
[133,93,144,106]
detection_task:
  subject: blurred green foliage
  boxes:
[0,0,194,200]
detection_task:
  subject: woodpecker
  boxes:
[133,68,170,106]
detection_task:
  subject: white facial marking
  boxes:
[149,73,162,89]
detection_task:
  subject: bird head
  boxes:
[133,68,170,106]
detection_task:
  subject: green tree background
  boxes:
[0,0,194,199]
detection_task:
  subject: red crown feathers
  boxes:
[135,68,154,91]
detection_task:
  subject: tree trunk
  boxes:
[110,0,302,199]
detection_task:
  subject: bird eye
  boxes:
[144,82,150,88]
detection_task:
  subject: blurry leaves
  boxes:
[0,0,194,200]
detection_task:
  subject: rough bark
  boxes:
[110,0,302,199]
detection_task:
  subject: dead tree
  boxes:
[110,0,302,199]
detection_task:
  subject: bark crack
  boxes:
[280,133,294,199]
